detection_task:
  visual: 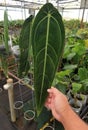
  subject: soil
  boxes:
[0,109,16,130]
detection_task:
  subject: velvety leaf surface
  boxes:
[18,15,34,77]
[31,3,65,115]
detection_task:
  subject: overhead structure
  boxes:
[0,0,81,9]
[0,0,88,21]
[57,0,80,9]
[80,0,88,9]
[0,0,88,10]
[80,0,88,28]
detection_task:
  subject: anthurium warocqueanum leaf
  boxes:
[31,3,65,116]
[18,15,34,77]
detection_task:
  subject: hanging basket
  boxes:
[13,100,24,110]
[13,101,24,118]
[20,77,30,85]
[24,110,35,122]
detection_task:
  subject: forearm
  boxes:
[60,105,88,130]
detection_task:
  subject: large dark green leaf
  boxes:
[31,3,65,115]
[37,107,64,130]
[78,67,88,80]
[18,15,34,77]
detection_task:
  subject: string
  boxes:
[18,79,23,103]
[29,70,35,111]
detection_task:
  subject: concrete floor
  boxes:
[0,77,33,130]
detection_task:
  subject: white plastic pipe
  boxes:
[3,78,16,122]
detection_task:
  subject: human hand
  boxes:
[45,87,69,122]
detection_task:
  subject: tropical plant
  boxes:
[18,3,65,117]
[71,82,82,107]
[18,15,34,77]
[31,3,65,116]
[71,82,82,99]
[53,69,72,88]
[78,67,88,94]
[77,28,88,39]
[18,3,65,129]
[63,34,86,69]
[0,9,10,78]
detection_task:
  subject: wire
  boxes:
[57,0,78,4]
[18,79,23,102]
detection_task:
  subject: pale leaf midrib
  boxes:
[39,14,51,106]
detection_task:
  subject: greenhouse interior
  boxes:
[0,0,88,130]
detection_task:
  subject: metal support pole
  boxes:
[46,0,49,3]
[80,0,87,28]
[3,78,16,122]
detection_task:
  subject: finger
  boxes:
[44,102,48,108]
[47,87,57,96]
[44,100,51,110]
[48,92,52,98]
[48,87,63,96]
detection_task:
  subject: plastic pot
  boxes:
[69,98,82,114]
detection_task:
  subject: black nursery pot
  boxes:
[69,99,82,114]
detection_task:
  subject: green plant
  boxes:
[18,15,34,77]
[72,82,82,95]
[78,67,88,94]
[64,19,80,30]
[71,82,82,106]
[31,3,65,116]
[81,79,88,94]
[77,28,88,39]
[0,33,4,45]
[11,35,19,46]
[18,3,65,129]
[0,9,10,78]
[18,3,65,116]
[53,69,72,87]
[63,34,86,68]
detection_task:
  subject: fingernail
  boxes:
[47,89,50,92]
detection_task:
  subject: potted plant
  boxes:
[18,2,65,130]
[69,82,82,114]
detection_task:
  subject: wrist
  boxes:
[58,103,88,130]
[59,104,72,123]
